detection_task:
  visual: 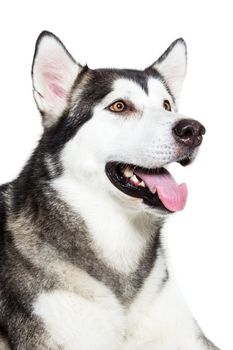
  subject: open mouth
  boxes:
[105,159,191,213]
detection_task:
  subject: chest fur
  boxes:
[33,251,168,350]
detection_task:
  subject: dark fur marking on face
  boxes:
[93,68,150,94]
[44,67,170,151]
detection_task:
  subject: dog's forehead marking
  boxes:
[113,78,148,95]
[100,76,173,110]
[101,78,148,107]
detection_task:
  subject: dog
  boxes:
[0,31,220,349]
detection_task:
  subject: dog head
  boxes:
[32,31,205,215]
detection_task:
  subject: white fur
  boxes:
[34,289,124,350]
[33,252,202,349]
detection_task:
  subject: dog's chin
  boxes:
[105,156,193,214]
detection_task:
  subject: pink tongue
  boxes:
[134,169,188,212]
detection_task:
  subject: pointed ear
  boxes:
[147,38,187,102]
[32,31,82,127]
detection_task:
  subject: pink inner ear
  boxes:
[49,82,67,99]
[43,71,68,99]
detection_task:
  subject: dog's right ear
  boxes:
[32,31,82,127]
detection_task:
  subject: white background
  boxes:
[0,1,232,349]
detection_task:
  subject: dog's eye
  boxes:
[109,100,127,113]
[163,100,172,111]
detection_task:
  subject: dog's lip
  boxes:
[105,159,191,212]
[177,156,193,166]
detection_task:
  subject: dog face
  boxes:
[32,32,205,215]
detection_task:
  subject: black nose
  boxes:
[172,119,206,147]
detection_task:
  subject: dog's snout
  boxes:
[172,119,206,148]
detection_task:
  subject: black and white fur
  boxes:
[0,32,219,349]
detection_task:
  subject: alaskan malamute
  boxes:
[0,31,219,349]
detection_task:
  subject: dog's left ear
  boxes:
[146,38,187,102]
[32,31,82,127]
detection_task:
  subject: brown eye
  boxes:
[163,100,172,111]
[109,100,126,112]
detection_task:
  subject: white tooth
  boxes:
[131,175,139,183]
[124,167,133,178]
[139,181,145,187]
